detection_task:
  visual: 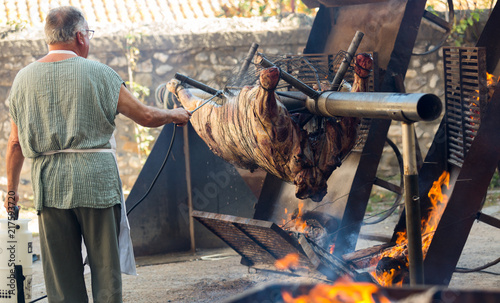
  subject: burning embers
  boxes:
[487,72,498,99]
[275,253,301,271]
[282,278,391,303]
[371,171,451,286]
[280,202,339,250]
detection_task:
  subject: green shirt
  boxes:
[9,57,124,210]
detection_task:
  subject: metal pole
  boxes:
[166,94,196,254]
[183,126,196,254]
[174,73,219,95]
[402,122,424,285]
[329,31,364,91]
[256,54,320,99]
[307,91,442,122]
[235,43,259,86]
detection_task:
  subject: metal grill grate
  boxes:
[192,210,315,269]
[443,47,487,168]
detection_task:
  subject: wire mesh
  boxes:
[224,51,354,94]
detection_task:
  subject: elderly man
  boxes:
[4,6,191,303]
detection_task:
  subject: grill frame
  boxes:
[443,47,487,168]
[192,210,315,270]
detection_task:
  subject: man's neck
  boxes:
[38,44,80,62]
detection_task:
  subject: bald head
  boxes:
[44,6,86,45]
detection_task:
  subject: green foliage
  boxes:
[450,8,483,46]
[489,171,500,190]
[126,81,150,101]
[124,32,156,164]
[125,32,144,72]
[426,5,440,16]
[0,19,27,39]
[426,0,497,46]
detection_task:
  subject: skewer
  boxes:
[190,91,224,114]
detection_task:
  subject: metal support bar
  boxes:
[329,31,364,91]
[256,53,320,99]
[15,265,25,303]
[476,212,500,229]
[174,73,219,95]
[183,126,196,253]
[235,43,259,86]
[402,122,424,285]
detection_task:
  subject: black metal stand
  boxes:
[402,122,424,285]
[14,265,25,303]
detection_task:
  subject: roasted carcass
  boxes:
[167,53,372,202]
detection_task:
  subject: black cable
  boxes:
[454,268,500,276]
[126,125,177,216]
[454,256,500,273]
[412,0,454,56]
[29,295,47,303]
[363,138,404,225]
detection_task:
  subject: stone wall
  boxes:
[0,15,446,205]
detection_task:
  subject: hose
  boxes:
[126,125,177,216]
[455,256,500,274]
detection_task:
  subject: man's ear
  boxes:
[76,32,84,45]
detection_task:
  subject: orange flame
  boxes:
[282,279,391,303]
[329,244,335,254]
[275,253,300,271]
[487,72,498,100]
[281,202,309,233]
[370,171,450,286]
[293,202,308,232]
[487,72,497,87]
[421,171,450,254]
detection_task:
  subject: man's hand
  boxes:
[4,191,19,213]
[169,108,192,127]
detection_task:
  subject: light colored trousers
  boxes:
[38,205,122,303]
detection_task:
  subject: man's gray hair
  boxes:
[44,6,87,45]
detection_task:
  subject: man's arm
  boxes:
[117,84,191,127]
[4,119,24,211]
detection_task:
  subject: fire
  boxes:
[370,171,450,286]
[281,202,309,233]
[282,279,391,303]
[421,171,450,254]
[487,72,497,87]
[487,72,498,100]
[293,202,308,232]
[329,244,335,254]
[275,253,300,271]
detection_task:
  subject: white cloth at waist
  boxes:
[40,148,115,156]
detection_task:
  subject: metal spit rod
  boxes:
[256,53,321,100]
[329,31,364,91]
[235,43,260,86]
[189,92,223,114]
[174,73,225,113]
[307,91,442,122]
[174,73,219,95]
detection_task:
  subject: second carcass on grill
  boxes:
[167,54,372,202]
